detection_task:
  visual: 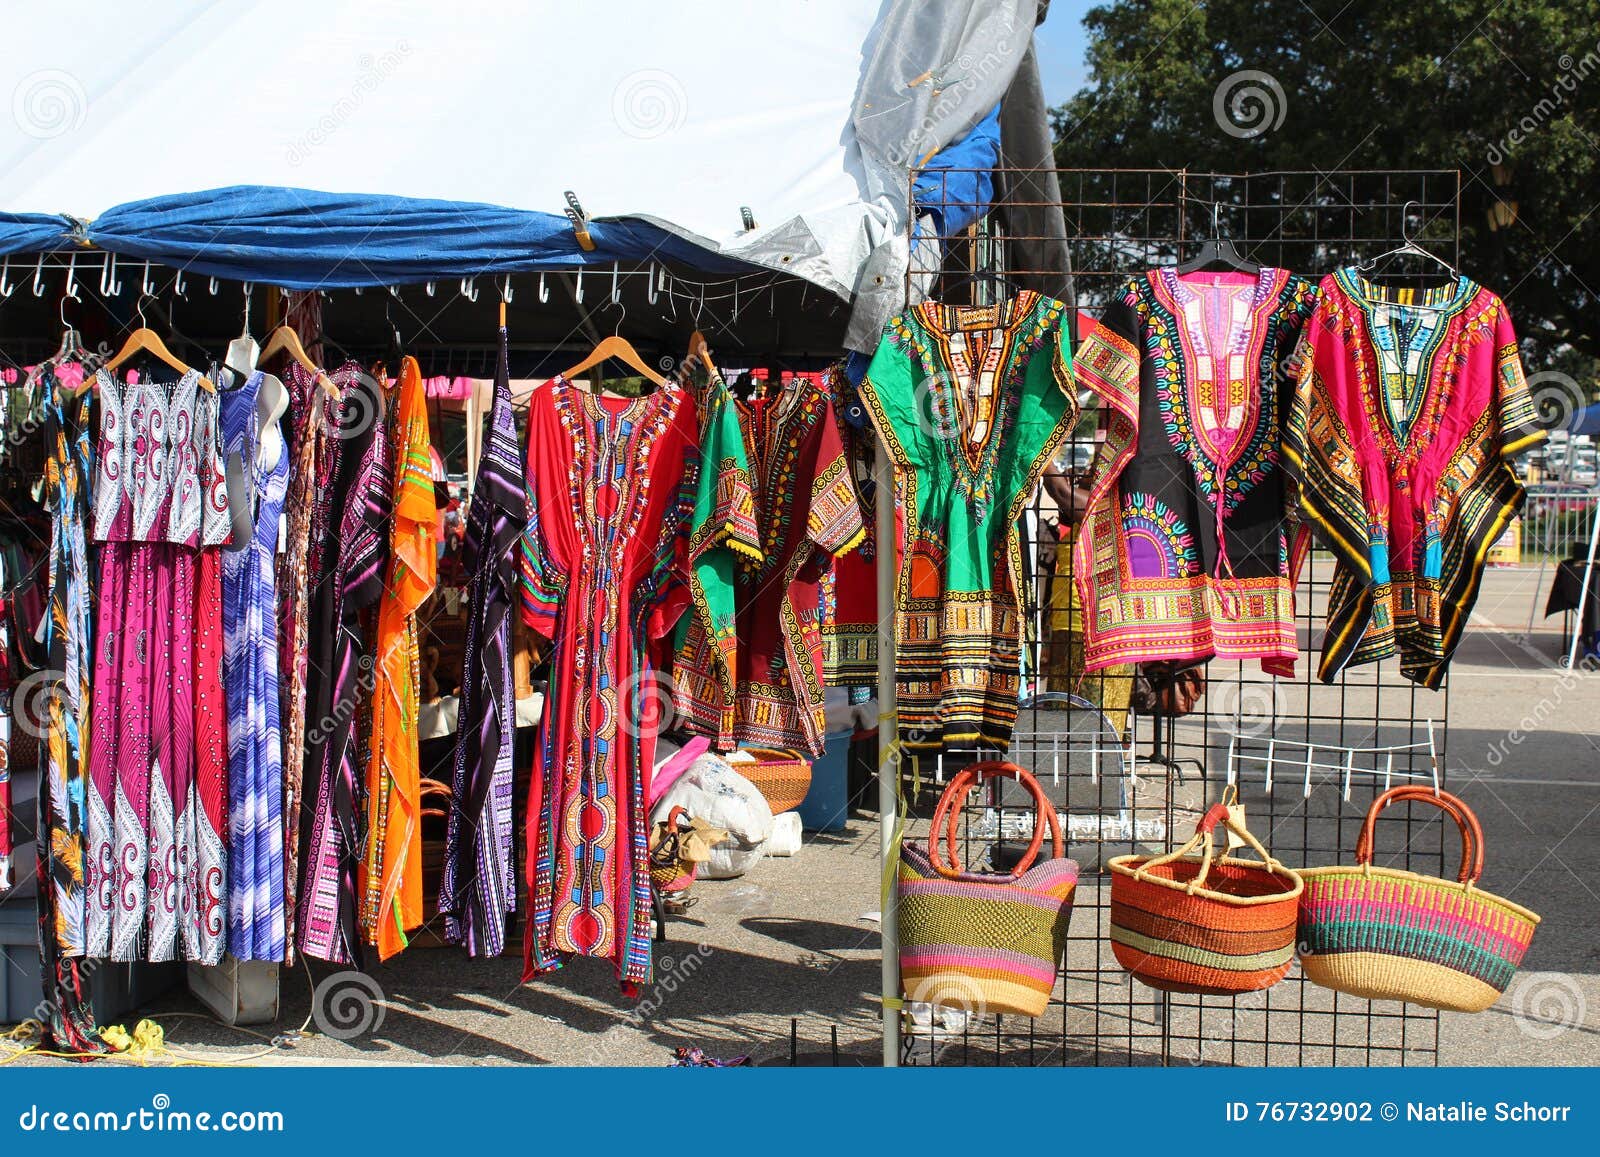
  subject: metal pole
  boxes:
[875,432,901,1067]
[1565,495,1600,669]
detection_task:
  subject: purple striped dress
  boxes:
[221,371,289,961]
[297,367,392,963]
[439,328,525,957]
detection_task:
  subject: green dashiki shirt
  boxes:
[860,290,1077,752]
[672,366,762,744]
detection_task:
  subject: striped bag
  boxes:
[1109,788,1303,995]
[1298,787,1539,1012]
[898,762,1079,1018]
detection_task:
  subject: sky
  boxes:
[1035,0,1095,107]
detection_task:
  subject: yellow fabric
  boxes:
[362,357,439,959]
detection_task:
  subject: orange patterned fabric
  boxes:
[361,358,438,959]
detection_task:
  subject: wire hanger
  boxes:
[1174,202,1260,275]
[97,294,215,393]
[1356,200,1461,285]
[54,294,87,366]
[560,300,668,389]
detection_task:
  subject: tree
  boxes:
[1051,0,1600,377]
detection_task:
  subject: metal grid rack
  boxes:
[892,169,1464,1067]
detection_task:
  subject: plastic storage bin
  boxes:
[796,726,854,831]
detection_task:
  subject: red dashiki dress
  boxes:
[731,377,863,755]
[1073,268,1319,676]
[1283,269,1544,686]
[520,378,696,990]
[819,362,880,688]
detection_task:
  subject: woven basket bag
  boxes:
[1298,787,1539,1012]
[1108,787,1303,995]
[732,747,812,816]
[898,761,1079,1018]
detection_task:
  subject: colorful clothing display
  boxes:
[33,383,107,1052]
[221,370,290,962]
[440,330,525,958]
[85,369,230,964]
[1283,269,1544,686]
[274,361,330,964]
[860,291,1076,752]
[520,376,696,990]
[820,363,880,687]
[298,364,391,964]
[670,366,760,746]
[1072,268,1319,676]
[362,356,438,960]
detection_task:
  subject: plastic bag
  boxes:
[650,753,774,880]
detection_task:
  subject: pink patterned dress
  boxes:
[84,369,230,963]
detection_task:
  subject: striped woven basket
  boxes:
[898,762,1079,1018]
[1298,787,1539,1012]
[732,747,813,816]
[1108,787,1303,996]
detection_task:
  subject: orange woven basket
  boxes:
[1108,787,1303,996]
[732,747,812,815]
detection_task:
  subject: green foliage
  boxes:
[1052,0,1600,369]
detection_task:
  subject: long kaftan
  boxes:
[1283,269,1544,686]
[221,370,289,962]
[86,369,230,964]
[520,377,695,990]
[860,291,1077,752]
[440,330,525,958]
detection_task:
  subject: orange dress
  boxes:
[361,357,438,958]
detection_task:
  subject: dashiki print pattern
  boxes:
[860,291,1077,752]
[85,368,230,964]
[298,365,392,963]
[440,329,525,958]
[220,370,290,962]
[1072,268,1319,676]
[669,364,761,748]
[520,376,696,991]
[274,361,329,964]
[819,361,880,688]
[1283,269,1544,686]
[362,356,438,960]
[32,382,107,1050]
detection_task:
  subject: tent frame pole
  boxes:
[1566,496,1600,669]
[875,430,901,1067]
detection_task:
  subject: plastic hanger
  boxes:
[96,295,214,393]
[1174,203,1260,275]
[560,303,668,388]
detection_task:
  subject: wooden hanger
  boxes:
[97,301,214,393]
[258,323,338,396]
[687,330,717,377]
[560,334,668,388]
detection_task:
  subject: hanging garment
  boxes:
[361,356,438,960]
[819,362,880,688]
[1072,268,1320,675]
[1283,269,1544,686]
[439,330,525,958]
[220,370,290,962]
[297,364,391,963]
[520,376,696,990]
[1044,528,1133,738]
[670,365,761,745]
[860,291,1077,752]
[32,384,107,1046]
[274,361,332,964]
[85,369,230,964]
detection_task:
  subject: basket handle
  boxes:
[928,760,1064,882]
[1134,786,1292,893]
[1355,786,1483,885]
